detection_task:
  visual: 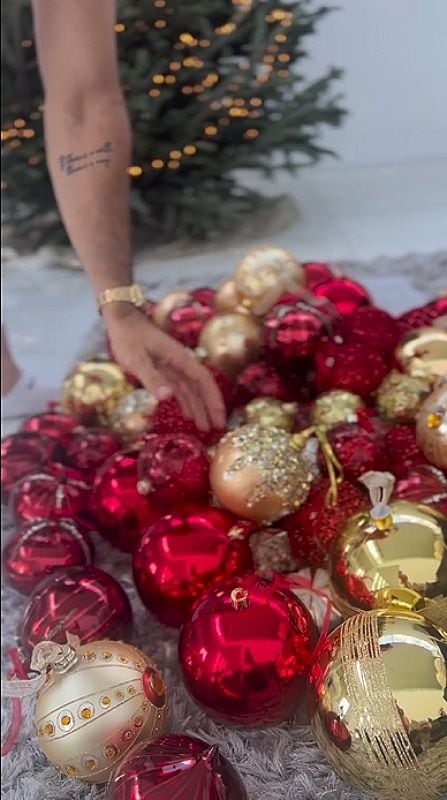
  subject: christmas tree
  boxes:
[1,0,345,246]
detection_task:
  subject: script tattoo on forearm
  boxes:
[59,140,113,176]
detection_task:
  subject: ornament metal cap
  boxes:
[230,587,250,610]
[359,470,396,530]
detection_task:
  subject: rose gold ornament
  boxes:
[416,380,447,470]
[243,396,298,431]
[152,291,191,329]
[395,325,447,381]
[197,313,261,379]
[234,246,304,316]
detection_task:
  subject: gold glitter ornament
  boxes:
[152,291,190,329]
[197,313,261,379]
[209,423,313,524]
[308,610,447,800]
[111,389,158,438]
[312,390,365,430]
[395,325,447,382]
[416,379,447,470]
[243,397,298,431]
[233,245,304,316]
[61,360,133,425]
[33,636,167,784]
[376,369,431,423]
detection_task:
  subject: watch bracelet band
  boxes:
[97,283,146,313]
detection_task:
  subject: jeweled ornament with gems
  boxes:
[416,379,447,470]
[233,245,304,316]
[209,424,313,524]
[61,360,133,425]
[243,396,297,431]
[376,369,431,423]
[32,636,167,784]
[311,389,365,429]
[308,610,447,800]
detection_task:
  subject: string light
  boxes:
[179,33,198,46]
[228,83,240,92]
[199,39,211,47]
[250,97,263,107]
[182,86,194,95]
[154,20,167,29]
[114,23,126,33]
[169,150,182,159]
[127,166,143,177]
[167,160,180,169]
[263,55,275,64]
[28,156,41,166]
[244,128,259,139]
[1,180,8,190]
[278,53,290,63]
[183,145,197,155]
[193,85,205,94]
[233,98,246,107]
[154,0,166,6]
[151,159,164,169]
[148,89,161,97]
[21,39,32,48]
[183,56,204,68]
[275,34,287,43]
[22,129,35,138]
[14,119,26,128]
[215,23,236,35]
[9,140,21,149]
[169,61,181,71]
[209,101,221,110]
[278,69,289,77]
[229,107,249,118]
[165,75,176,84]
[204,125,218,136]
[153,74,165,84]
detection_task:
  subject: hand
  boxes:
[104,304,226,432]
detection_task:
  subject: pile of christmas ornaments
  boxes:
[2,246,447,800]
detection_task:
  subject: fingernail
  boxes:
[156,386,172,401]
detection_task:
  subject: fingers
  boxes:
[162,365,209,432]
[130,351,173,402]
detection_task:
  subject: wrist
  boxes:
[102,301,144,325]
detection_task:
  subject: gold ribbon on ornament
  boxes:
[291,425,344,507]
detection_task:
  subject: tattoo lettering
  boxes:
[59,140,113,176]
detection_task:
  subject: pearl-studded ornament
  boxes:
[33,636,167,784]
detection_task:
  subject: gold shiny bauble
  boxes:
[209,423,313,524]
[312,390,365,429]
[330,500,447,619]
[111,389,158,438]
[376,369,431,423]
[61,360,133,425]
[215,279,246,314]
[308,610,447,800]
[197,313,261,379]
[243,397,298,431]
[35,640,167,784]
[152,291,190,329]
[396,326,447,381]
[416,381,447,470]
[233,245,304,316]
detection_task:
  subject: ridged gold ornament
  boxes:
[308,610,447,800]
[243,397,298,431]
[233,246,304,316]
[34,638,167,784]
[376,370,431,423]
[61,360,133,426]
[197,313,261,379]
[311,390,365,429]
[209,423,313,524]
[416,380,447,470]
[395,325,447,382]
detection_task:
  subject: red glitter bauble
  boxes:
[62,428,121,482]
[1,432,55,503]
[398,297,447,335]
[384,425,428,478]
[394,464,447,515]
[166,287,215,348]
[263,301,328,361]
[107,734,247,800]
[2,518,94,595]
[153,396,224,446]
[303,262,334,291]
[336,306,400,355]
[133,507,254,627]
[320,423,388,481]
[315,341,389,400]
[12,472,89,525]
[22,412,80,440]
[314,278,371,316]
[282,479,367,569]
[20,565,132,654]
[179,574,317,727]
[235,361,292,406]
[91,450,160,553]
[137,433,210,508]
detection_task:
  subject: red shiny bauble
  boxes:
[336,306,400,355]
[263,300,328,361]
[21,412,79,440]
[137,433,210,508]
[91,449,159,552]
[62,428,121,479]
[153,396,225,447]
[394,464,447,515]
[106,734,247,800]
[320,423,388,481]
[315,341,389,400]
[384,424,428,478]
[20,565,132,654]
[1,432,55,503]
[133,507,254,627]
[2,518,94,595]
[282,479,367,568]
[179,574,317,726]
[303,262,334,291]
[235,361,292,406]
[314,277,371,316]
[12,472,90,525]
[398,297,447,335]
[207,364,235,413]
[166,288,216,349]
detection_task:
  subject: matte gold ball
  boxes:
[330,499,447,618]
[243,397,298,431]
[312,390,365,429]
[61,360,133,425]
[234,246,304,316]
[395,325,447,381]
[198,313,262,379]
[152,291,190,329]
[376,369,431,423]
[416,381,447,470]
[308,610,447,800]
[111,389,158,438]
[209,424,313,524]
[35,640,167,784]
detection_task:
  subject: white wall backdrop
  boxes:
[305,0,447,165]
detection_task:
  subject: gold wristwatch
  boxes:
[97,283,145,313]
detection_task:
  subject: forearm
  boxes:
[44,90,133,295]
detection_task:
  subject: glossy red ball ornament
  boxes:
[313,278,371,316]
[315,341,389,400]
[133,507,254,627]
[398,297,447,335]
[303,262,334,291]
[282,479,367,569]
[336,306,400,355]
[62,428,121,479]
[137,433,210,508]
[394,464,447,515]
[107,734,247,800]
[12,472,90,525]
[2,518,94,595]
[153,396,225,447]
[1,432,56,503]
[166,288,216,348]
[320,423,388,481]
[235,361,292,406]
[179,574,317,726]
[206,364,235,413]
[91,449,160,553]
[263,300,329,361]
[383,424,428,478]
[20,565,132,654]
[21,412,80,440]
